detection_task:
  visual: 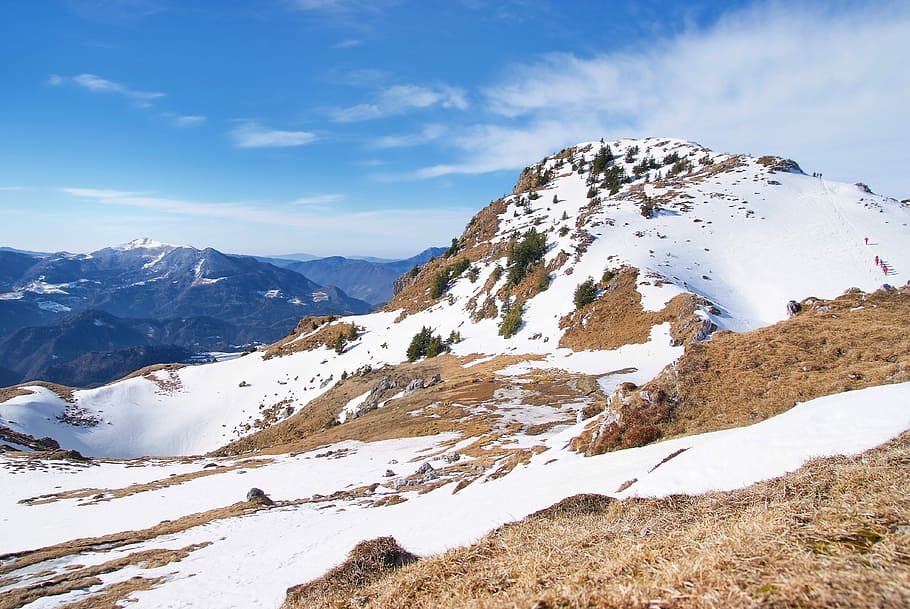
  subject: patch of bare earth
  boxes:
[282,431,910,609]
[574,285,910,455]
[0,381,75,405]
[559,266,708,351]
[263,318,358,359]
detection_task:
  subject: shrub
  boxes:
[490,265,503,284]
[450,257,471,278]
[430,269,450,299]
[443,237,459,258]
[591,144,613,175]
[347,324,358,341]
[624,145,639,163]
[506,228,547,286]
[334,333,346,354]
[499,300,524,338]
[466,266,479,283]
[601,269,616,284]
[558,226,570,237]
[574,278,597,309]
[537,270,551,292]
[407,327,447,361]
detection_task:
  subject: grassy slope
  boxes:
[284,430,910,609]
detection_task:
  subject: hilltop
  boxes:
[1,137,909,608]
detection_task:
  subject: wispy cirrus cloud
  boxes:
[161,112,206,127]
[332,84,468,122]
[332,38,363,48]
[292,193,344,205]
[60,186,472,255]
[229,121,317,148]
[411,2,910,197]
[48,73,165,107]
[373,124,447,149]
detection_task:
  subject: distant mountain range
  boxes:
[282,247,447,305]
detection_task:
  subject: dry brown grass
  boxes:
[559,267,706,351]
[0,381,75,405]
[263,318,358,359]
[0,544,206,609]
[575,286,910,455]
[282,537,418,609]
[211,353,561,457]
[283,431,910,609]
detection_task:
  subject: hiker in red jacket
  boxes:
[865,236,869,245]
[883,265,889,274]
[875,255,880,265]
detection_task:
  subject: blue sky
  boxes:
[1,0,907,258]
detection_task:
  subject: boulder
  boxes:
[246,487,274,506]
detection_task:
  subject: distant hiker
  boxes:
[875,255,880,265]
[883,265,889,274]
[865,236,869,245]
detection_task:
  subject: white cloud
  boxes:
[229,121,317,148]
[71,73,164,101]
[46,74,64,86]
[418,3,910,196]
[162,113,206,127]
[374,124,447,148]
[292,193,344,205]
[332,38,363,48]
[332,83,468,122]
[59,186,472,255]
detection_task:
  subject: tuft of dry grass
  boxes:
[282,431,910,609]
[282,537,418,609]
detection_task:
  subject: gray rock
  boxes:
[693,318,716,342]
[426,373,442,387]
[416,462,435,475]
[384,469,396,477]
[404,378,425,394]
[246,487,274,505]
[786,300,802,317]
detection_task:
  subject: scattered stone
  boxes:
[426,373,442,387]
[375,376,394,392]
[388,459,398,464]
[444,452,461,464]
[693,318,717,342]
[384,469,396,477]
[786,300,802,317]
[246,487,274,506]
[404,378,425,394]
[416,462,435,475]
[238,380,250,388]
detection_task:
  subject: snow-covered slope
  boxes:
[3,137,910,609]
[2,137,908,458]
[2,383,909,608]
